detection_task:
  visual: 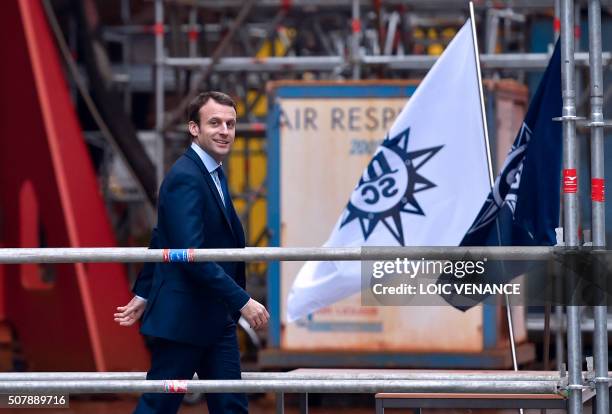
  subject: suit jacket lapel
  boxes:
[185,148,236,239]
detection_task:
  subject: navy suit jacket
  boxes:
[133,147,250,347]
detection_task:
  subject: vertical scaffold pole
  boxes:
[351,0,361,79]
[560,1,583,414]
[553,0,565,376]
[155,0,165,188]
[587,1,609,413]
[188,6,198,58]
[554,0,561,41]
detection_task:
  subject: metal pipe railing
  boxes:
[0,379,561,394]
[161,52,611,71]
[0,246,554,264]
[0,371,576,382]
[189,0,612,8]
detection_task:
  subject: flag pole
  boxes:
[469,2,494,186]
[468,2,522,384]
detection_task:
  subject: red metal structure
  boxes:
[0,0,148,371]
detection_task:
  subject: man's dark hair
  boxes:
[187,91,237,126]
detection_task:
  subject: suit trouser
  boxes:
[134,323,248,414]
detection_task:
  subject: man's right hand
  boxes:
[114,296,147,327]
[240,298,269,330]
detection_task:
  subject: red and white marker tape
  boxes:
[563,169,578,194]
[592,178,605,202]
[153,23,164,36]
[162,249,195,263]
[164,380,188,393]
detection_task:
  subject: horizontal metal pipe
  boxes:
[165,56,344,71]
[188,0,612,8]
[0,371,572,382]
[0,246,553,264]
[368,52,612,70]
[163,53,611,71]
[527,316,612,333]
[0,379,560,394]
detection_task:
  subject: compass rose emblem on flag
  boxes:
[341,127,442,246]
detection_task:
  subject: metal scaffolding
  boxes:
[34,1,612,412]
[142,0,612,253]
[559,0,611,413]
[91,1,612,264]
[0,245,610,412]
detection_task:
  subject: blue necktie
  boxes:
[216,167,232,214]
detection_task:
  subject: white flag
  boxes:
[287,20,491,322]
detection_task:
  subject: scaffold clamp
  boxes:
[563,383,591,391]
[552,116,587,122]
[585,120,612,128]
[590,376,612,384]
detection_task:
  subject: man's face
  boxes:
[189,99,237,163]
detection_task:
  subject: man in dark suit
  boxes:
[114,91,269,414]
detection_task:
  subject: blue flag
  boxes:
[438,42,562,309]
[462,41,562,250]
